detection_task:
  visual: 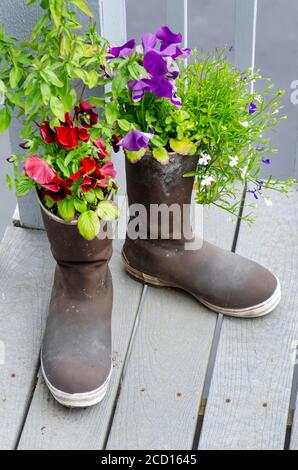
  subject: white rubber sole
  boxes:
[196,277,281,318]
[41,356,113,408]
[122,252,281,319]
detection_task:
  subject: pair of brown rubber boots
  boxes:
[41,154,281,407]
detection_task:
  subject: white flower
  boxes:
[264,198,273,207]
[201,175,215,187]
[199,152,211,166]
[254,95,262,104]
[240,121,249,128]
[229,155,239,167]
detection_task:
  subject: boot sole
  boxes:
[41,356,113,408]
[122,252,281,318]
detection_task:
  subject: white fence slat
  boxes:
[166,0,188,47]
[234,0,258,90]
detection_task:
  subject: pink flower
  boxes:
[24,155,73,201]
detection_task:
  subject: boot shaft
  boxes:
[125,153,199,240]
[40,203,113,264]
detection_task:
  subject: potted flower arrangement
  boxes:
[0,1,119,407]
[104,26,294,320]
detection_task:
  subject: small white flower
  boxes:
[254,95,262,104]
[229,155,239,167]
[199,152,211,166]
[201,175,215,187]
[264,198,273,207]
[240,121,249,128]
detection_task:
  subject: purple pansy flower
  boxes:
[128,80,149,102]
[262,158,271,164]
[143,50,168,76]
[156,25,182,50]
[142,33,157,53]
[117,129,153,151]
[107,39,136,61]
[249,102,257,114]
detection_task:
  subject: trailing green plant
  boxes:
[104,29,295,222]
[0,0,119,240]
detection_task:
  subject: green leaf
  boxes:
[94,187,104,200]
[40,82,51,105]
[62,93,73,113]
[105,101,118,125]
[112,74,127,98]
[117,119,131,131]
[0,79,7,104]
[0,107,11,132]
[126,148,145,163]
[40,69,63,88]
[9,66,22,88]
[6,174,13,190]
[89,96,105,108]
[50,96,65,121]
[152,147,169,165]
[77,211,100,240]
[57,198,75,221]
[49,0,63,27]
[97,200,120,221]
[74,198,87,213]
[15,175,34,196]
[69,0,94,17]
[87,70,99,88]
[169,139,197,156]
[43,195,55,208]
[84,190,96,204]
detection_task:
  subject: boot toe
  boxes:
[198,254,281,317]
[41,353,112,407]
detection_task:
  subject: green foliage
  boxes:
[1,1,119,239]
[77,210,100,240]
[97,200,120,220]
[105,46,295,222]
[0,1,109,140]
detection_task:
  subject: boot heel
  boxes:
[122,251,172,288]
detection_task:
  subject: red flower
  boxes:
[24,155,73,201]
[78,128,90,142]
[55,113,91,150]
[75,101,99,128]
[111,134,121,153]
[70,157,116,193]
[43,176,73,202]
[56,127,79,151]
[40,121,56,144]
[94,138,109,159]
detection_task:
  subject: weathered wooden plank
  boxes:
[290,371,298,449]
[0,227,54,450]
[17,236,144,450]
[106,205,237,450]
[199,192,298,450]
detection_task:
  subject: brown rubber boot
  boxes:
[40,204,113,407]
[122,154,281,318]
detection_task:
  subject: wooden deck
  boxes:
[1,191,298,450]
